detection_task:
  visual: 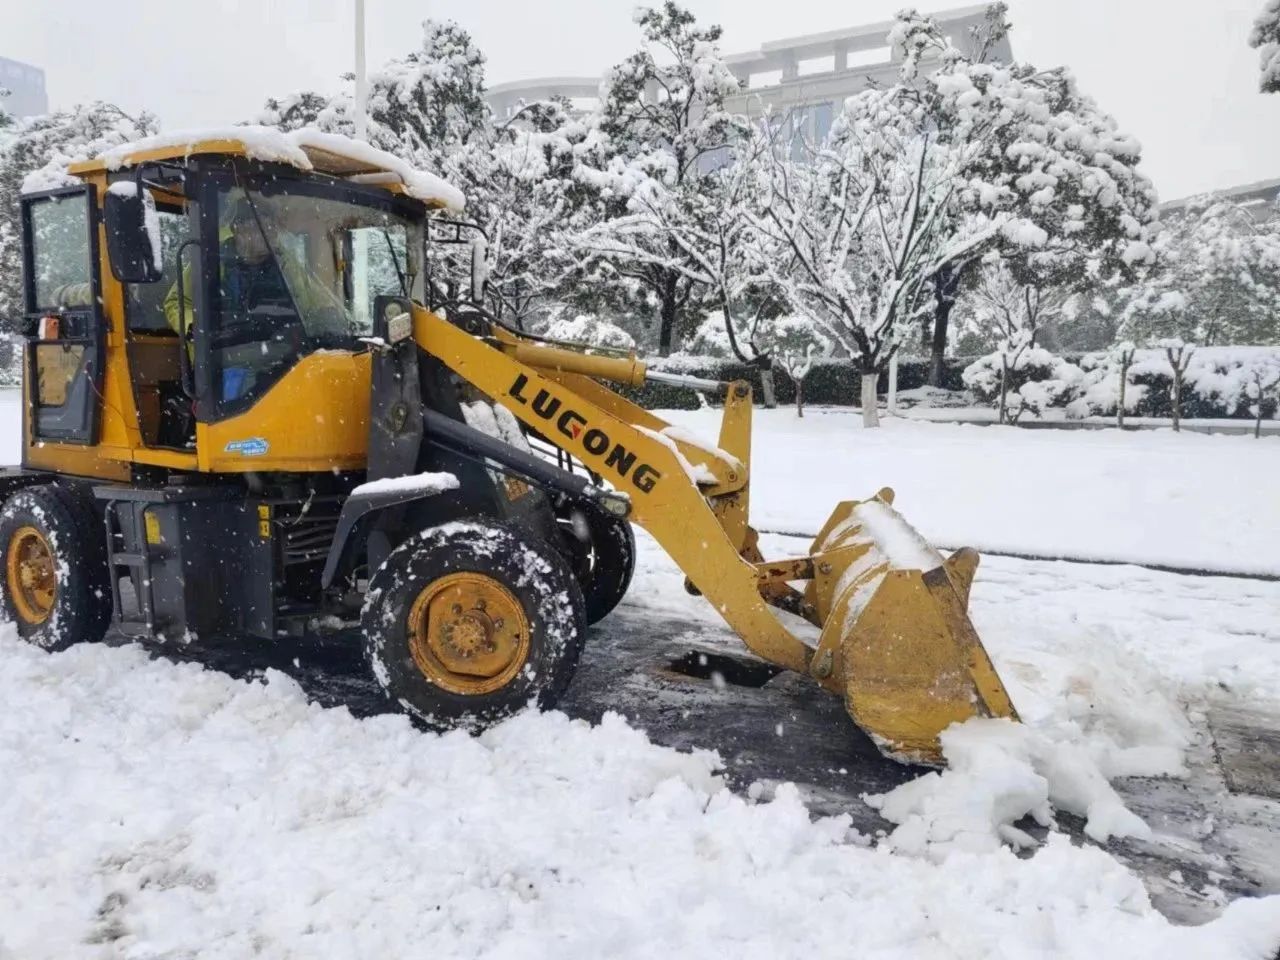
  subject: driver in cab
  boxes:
[163,195,341,402]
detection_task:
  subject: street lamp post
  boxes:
[354,0,367,140]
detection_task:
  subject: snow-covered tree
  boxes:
[0,102,156,332]
[965,259,1086,422]
[1112,340,1138,429]
[263,19,491,168]
[887,8,1157,386]
[576,119,780,391]
[573,3,745,355]
[262,22,595,327]
[466,99,605,325]
[1120,197,1280,346]
[1251,0,1280,93]
[750,91,1011,426]
[1158,337,1196,431]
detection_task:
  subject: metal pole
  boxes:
[354,0,368,140]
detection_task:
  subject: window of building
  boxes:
[798,55,835,76]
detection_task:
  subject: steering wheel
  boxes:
[214,303,304,348]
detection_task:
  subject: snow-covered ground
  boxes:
[661,405,1280,576]
[1,390,1279,956]
[3,627,1279,960]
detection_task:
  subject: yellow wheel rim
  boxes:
[406,572,531,696]
[6,526,57,625]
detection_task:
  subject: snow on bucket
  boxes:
[804,489,1019,765]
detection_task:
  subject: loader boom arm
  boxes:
[415,305,1018,764]
[414,305,816,677]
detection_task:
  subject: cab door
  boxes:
[20,185,104,445]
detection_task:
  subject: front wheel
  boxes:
[557,504,636,625]
[361,520,586,730]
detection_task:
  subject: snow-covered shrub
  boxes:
[963,348,1083,422]
[687,313,834,415]
[1066,346,1144,421]
[1241,354,1280,436]
[537,313,636,351]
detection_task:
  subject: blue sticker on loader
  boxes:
[224,437,270,457]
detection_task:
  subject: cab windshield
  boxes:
[209,178,424,409]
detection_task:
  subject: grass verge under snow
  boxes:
[2,629,1279,960]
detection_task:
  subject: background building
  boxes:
[0,56,48,119]
[1160,177,1280,223]
[488,4,1013,147]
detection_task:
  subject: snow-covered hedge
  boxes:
[622,355,972,410]
[961,345,1280,421]
[1069,346,1280,420]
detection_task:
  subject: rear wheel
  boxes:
[557,504,636,625]
[362,520,586,729]
[0,484,111,650]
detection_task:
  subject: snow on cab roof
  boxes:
[73,126,466,213]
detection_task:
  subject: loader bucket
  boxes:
[803,489,1018,765]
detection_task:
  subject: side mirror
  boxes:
[104,181,163,284]
[470,235,489,305]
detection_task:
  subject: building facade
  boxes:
[487,4,1012,145]
[0,56,48,120]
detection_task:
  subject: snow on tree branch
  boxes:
[1251,0,1280,93]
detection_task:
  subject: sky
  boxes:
[3,0,1276,201]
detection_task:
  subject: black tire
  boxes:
[0,483,111,650]
[557,504,636,625]
[362,519,586,730]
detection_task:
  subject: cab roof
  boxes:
[67,126,466,213]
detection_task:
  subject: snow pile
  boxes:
[868,717,1164,856]
[849,499,943,570]
[351,471,459,497]
[867,588,1194,857]
[95,126,466,212]
[460,400,533,453]
[3,630,1279,959]
[635,424,718,484]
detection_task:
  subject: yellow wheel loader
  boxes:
[0,131,1016,763]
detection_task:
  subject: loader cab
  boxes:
[20,140,442,480]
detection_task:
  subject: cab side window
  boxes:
[27,192,93,313]
[22,187,103,443]
[125,206,187,333]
